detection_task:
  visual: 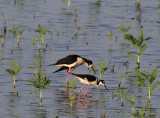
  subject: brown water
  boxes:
[0,0,160,117]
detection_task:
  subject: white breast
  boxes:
[56,62,77,68]
[77,77,97,86]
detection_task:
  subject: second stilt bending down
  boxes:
[71,73,109,96]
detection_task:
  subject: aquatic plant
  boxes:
[136,0,140,7]
[125,94,136,113]
[96,0,101,3]
[1,11,7,34]
[83,27,88,35]
[68,80,77,102]
[106,30,113,49]
[135,67,160,105]
[32,24,47,51]
[99,97,108,117]
[27,60,40,75]
[9,23,24,47]
[118,24,131,34]
[158,4,160,8]
[60,79,77,106]
[114,88,129,106]
[27,67,51,106]
[0,34,5,47]
[68,0,70,10]
[61,0,70,11]
[124,26,151,68]
[67,79,78,114]
[91,60,109,80]
[117,70,126,87]
[5,60,22,89]
[132,105,147,118]
[99,60,109,79]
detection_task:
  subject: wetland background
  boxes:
[0,0,160,117]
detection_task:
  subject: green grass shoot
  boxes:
[27,67,51,106]
[9,23,24,47]
[27,60,40,75]
[68,80,78,109]
[132,105,147,118]
[114,88,129,106]
[32,24,48,52]
[61,0,70,11]
[136,0,140,8]
[118,24,131,34]
[0,34,5,47]
[83,27,88,35]
[117,70,126,87]
[1,11,7,34]
[5,60,22,89]
[125,94,136,113]
[124,26,151,68]
[90,60,109,80]
[106,30,113,49]
[135,67,160,106]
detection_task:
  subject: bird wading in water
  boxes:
[71,73,109,96]
[50,55,93,83]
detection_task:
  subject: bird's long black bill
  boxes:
[91,66,97,74]
[104,85,109,92]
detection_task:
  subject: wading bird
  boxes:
[50,55,93,83]
[71,73,109,96]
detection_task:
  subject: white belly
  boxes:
[77,77,97,85]
[56,61,77,68]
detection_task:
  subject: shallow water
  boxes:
[0,0,160,117]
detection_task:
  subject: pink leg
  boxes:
[85,84,89,96]
[67,74,69,82]
[79,84,85,95]
[66,68,71,82]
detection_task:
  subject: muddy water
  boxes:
[0,0,160,117]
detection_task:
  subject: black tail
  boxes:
[70,73,81,77]
[53,66,69,73]
[48,63,56,66]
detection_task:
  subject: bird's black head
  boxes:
[85,59,93,68]
[99,80,109,92]
[99,80,105,85]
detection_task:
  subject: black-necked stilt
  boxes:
[50,55,93,82]
[71,73,109,96]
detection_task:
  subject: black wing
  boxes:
[54,55,80,65]
[52,66,69,73]
[71,73,97,82]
